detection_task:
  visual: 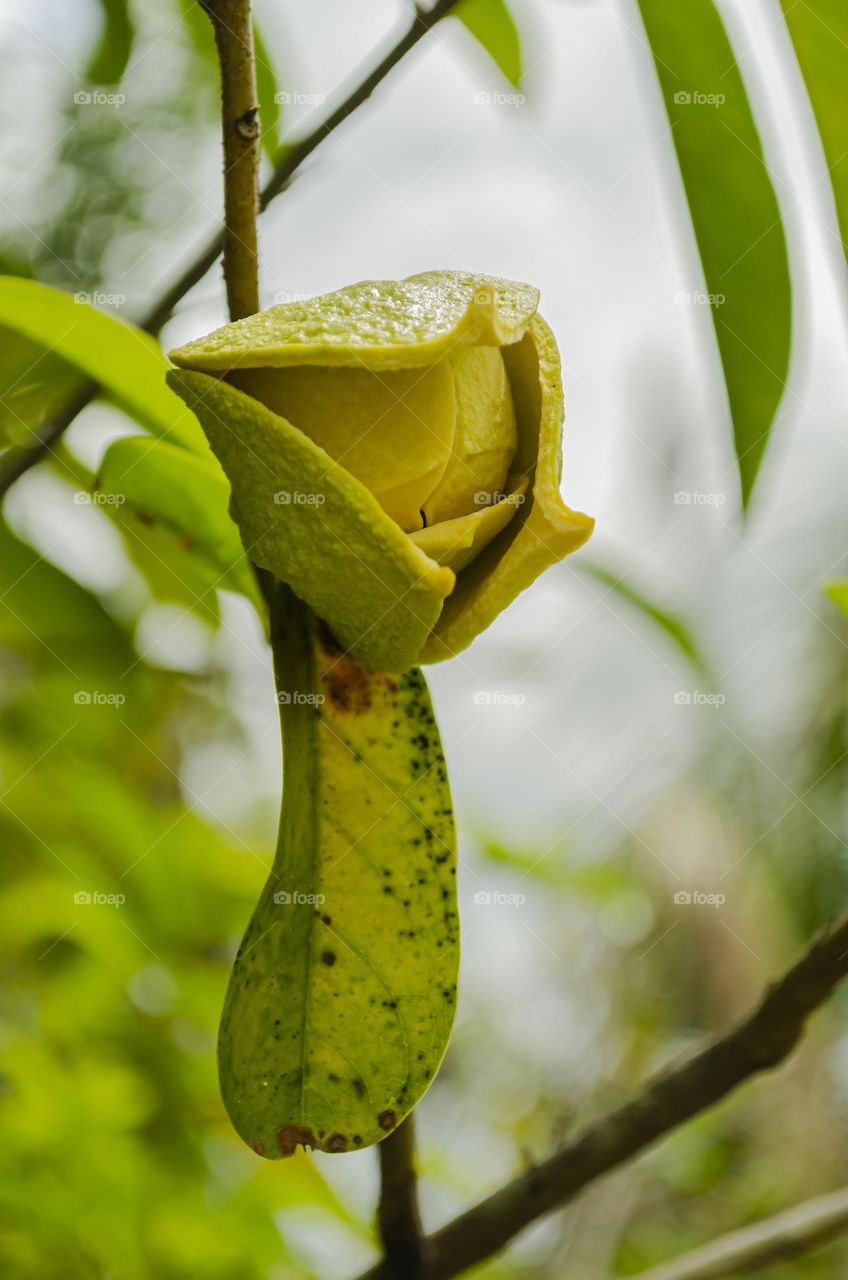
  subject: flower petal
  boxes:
[168,271,539,373]
[228,362,456,533]
[409,481,527,573]
[422,346,516,525]
[420,317,594,663]
[166,369,454,672]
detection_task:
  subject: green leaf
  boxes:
[96,435,262,618]
[0,327,84,449]
[825,582,848,617]
[219,587,459,1157]
[254,22,282,162]
[578,558,713,684]
[780,0,848,260]
[636,0,792,507]
[456,0,522,88]
[85,0,135,85]
[0,277,208,453]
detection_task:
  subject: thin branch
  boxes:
[378,1116,424,1278]
[633,1184,848,1280]
[201,0,261,320]
[0,0,462,497]
[356,912,848,1280]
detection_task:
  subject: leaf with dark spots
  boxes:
[218,586,459,1157]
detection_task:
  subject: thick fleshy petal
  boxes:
[422,346,516,525]
[166,369,454,672]
[410,481,527,573]
[168,272,539,373]
[420,317,594,664]
[228,362,456,533]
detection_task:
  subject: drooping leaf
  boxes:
[636,0,792,507]
[0,327,85,449]
[219,586,459,1157]
[825,582,848,618]
[253,22,282,163]
[456,0,522,88]
[780,0,848,260]
[96,435,262,619]
[578,558,713,684]
[85,0,135,85]
[0,277,207,453]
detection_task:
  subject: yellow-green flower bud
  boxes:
[167,270,593,672]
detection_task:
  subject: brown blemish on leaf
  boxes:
[277,1124,317,1156]
[325,1133,348,1152]
[321,950,336,966]
[377,1109,397,1132]
[321,653,373,714]
[253,1140,265,1156]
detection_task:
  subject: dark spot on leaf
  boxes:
[321,950,336,966]
[253,1140,265,1155]
[325,1133,348,1152]
[277,1124,317,1156]
[378,1109,397,1132]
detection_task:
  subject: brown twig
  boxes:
[633,1184,848,1280]
[378,1116,424,1278]
[201,0,260,320]
[0,0,463,497]
[356,913,848,1280]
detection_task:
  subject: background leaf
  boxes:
[253,22,283,163]
[85,0,136,85]
[636,0,792,507]
[577,557,713,684]
[96,435,262,619]
[0,277,208,452]
[780,0,848,260]
[456,0,522,88]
